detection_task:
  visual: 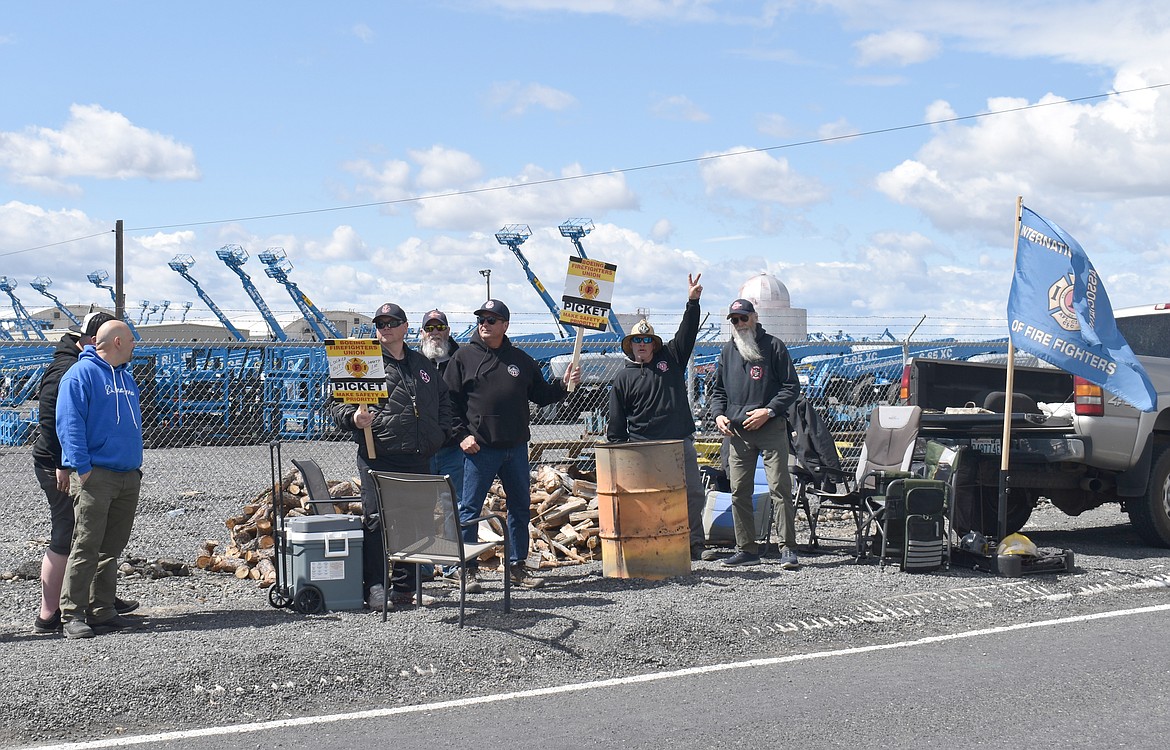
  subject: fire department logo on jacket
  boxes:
[419,369,430,383]
[750,365,763,380]
[657,361,668,372]
[507,364,520,377]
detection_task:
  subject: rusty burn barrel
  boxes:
[595,439,691,579]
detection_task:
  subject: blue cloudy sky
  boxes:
[3,1,1168,338]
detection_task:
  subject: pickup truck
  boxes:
[899,303,1170,547]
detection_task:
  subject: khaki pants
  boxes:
[61,467,141,623]
[727,418,794,554]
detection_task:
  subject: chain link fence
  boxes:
[0,335,1011,542]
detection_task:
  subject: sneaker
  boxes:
[700,548,722,562]
[90,614,135,635]
[464,570,484,595]
[63,620,95,640]
[690,544,705,561]
[780,549,800,570]
[721,551,761,567]
[367,584,386,610]
[114,597,139,615]
[389,591,437,607]
[33,609,62,635]
[509,564,545,589]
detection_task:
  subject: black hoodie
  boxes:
[606,298,700,442]
[32,333,82,467]
[443,331,567,448]
[710,323,801,423]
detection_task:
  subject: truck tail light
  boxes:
[899,364,911,403]
[1074,376,1104,416]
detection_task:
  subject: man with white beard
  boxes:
[709,299,802,569]
[418,309,473,587]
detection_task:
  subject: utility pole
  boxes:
[479,268,492,299]
[115,219,125,321]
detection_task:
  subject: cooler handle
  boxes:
[323,533,350,558]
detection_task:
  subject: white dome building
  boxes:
[728,272,807,341]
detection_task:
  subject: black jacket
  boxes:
[329,345,451,460]
[443,331,567,449]
[32,334,82,467]
[787,394,841,490]
[710,324,801,423]
[607,299,700,442]
[427,338,461,449]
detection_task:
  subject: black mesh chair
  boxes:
[805,406,923,560]
[368,470,510,627]
[291,458,358,515]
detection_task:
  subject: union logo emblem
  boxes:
[578,278,601,300]
[1047,273,1080,332]
[344,358,370,378]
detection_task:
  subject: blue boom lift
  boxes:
[257,247,343,341]
[167,255,247,341]
[85,270,141,341]
[216,245,288,341]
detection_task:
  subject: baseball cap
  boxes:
[372,302,406,322]
[80,311,117,338]
[726,299,756,318]
[473,299,510,321]
[421,309,448,327]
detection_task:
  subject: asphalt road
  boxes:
[31,601,1169,750]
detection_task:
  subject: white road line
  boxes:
[24,602,1170,750]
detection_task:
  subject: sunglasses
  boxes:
[423,324,448,332]
[375,319,405,330]
[476,316,502,326]
[630,335,656,345]
[728,315,750,324]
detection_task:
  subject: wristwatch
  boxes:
[766,408,776,419]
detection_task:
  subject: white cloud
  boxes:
[0,104,200,193]
[854,30,939,67]
[485,82,577,117]
[755,113,794,139]
[351,23,374,42]
[817,118,860,142]
[408,146,484,191]
[875,65,1170,246]
[650,218,674,242]
[699,147,830,206]
[650,94,710,123]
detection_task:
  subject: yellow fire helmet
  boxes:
[997,532,1039,557]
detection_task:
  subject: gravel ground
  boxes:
[2,443,1169,748]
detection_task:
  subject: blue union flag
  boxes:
[1007,206,1155,412]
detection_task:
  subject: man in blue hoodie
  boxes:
[55,319,144,639]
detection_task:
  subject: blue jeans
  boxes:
[430,445,464,508]
[461,444,531,566]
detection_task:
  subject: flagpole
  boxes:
[998,196,1024,544]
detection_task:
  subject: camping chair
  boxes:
[291,458,359,514]
[787,395,844,549]
[867,441,960,571]
[368,470,510,627]
[804,405,923,561]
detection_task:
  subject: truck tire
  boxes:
[953,488,1034,537]
[1127,443,1170,548]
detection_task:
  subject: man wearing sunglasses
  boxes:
[444,298,581,590]
[607,273,708,561]
[709,298,802,570]
[329,302,452,610]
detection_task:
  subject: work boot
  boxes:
[33,609,62,635]
[509,563,545,589]
[464,570,484,595]
[114,597,139,615]
[690,543,706,561]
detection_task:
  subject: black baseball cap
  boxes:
[372,302,406,322]
[726,299,756,318]
[474,299,510,321]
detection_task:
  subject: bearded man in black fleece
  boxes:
[443,299,580,591]
[606,274,707,560]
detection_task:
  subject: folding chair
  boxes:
[368,470,510,627]
[805,405,923,561]
[291,458,359,515]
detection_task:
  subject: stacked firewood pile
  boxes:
[194,464,601,586]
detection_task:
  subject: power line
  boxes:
[5,81,1167,257]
